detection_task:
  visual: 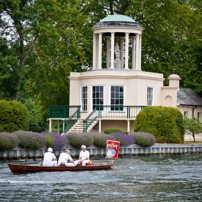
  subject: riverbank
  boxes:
[0,143,202,159]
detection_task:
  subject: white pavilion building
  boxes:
[49,14,202,137]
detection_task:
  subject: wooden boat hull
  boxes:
[8,163,113,174]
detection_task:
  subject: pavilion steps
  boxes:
[68,118,98,133]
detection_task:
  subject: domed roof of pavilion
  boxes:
[94,14,142,28]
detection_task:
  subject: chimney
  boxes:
[168,70,181,88]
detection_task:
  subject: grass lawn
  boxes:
[184,141,202,144]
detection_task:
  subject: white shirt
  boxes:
[58,153,73,165]
[43,152,57,166]
[79,150,90,160]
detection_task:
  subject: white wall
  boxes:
[69,70,164,119]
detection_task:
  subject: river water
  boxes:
[0,154,202,202]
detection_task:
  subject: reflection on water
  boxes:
[0,154,202,202]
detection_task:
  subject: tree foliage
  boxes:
[134,106,185,143]
[184,117,202,142]
[127,0,202,93]
[0,100,29,132]
[0,0,201,122]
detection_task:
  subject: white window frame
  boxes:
[110,85,125,112]
[184,111,188,117]
[147,87,154,106]
[91,85,104,111]
[80,86,88,112]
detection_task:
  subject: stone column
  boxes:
[110,32,115,68]
[93,33,97,70]
[125,32,129,69]
[58,120,60,134]
[107,36,110,69]
[136,34,140,70]
[120,37,124,69]
[98,33,102,69]
[132,36,136,69]
[49,119,52,132]
[127,120,130,133]
[139,35,142,70]
[96,34,99,69]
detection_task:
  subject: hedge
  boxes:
[0,100,29,132]
[64,133,94,148]
[0,132,20,151]
[130,132,156,147]
[88,132,116,148]
[12,131,46,150]
[41,131,69,151]
[104,128,129,134]
[134,106,185,143]
[110,133,135,146]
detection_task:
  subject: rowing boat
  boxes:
[8,162,114,174]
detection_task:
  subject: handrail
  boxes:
[83,107,98,133]
[87,105,146,120]
[49,106,80,118]
[84,107,97,121]
[63,107,80,133]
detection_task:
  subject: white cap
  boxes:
[47,147,53,152]
[81,145,86,149]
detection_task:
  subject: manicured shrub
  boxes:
[110,133,135,146]
[0,100,29,132]
[0,132,20,151]
[104,128,129,134]
[64,133,94,148]
[12,131,46,150]
[130,132,156,147]
[134,106,185,143]
[122,130,129,134]
[104,129,122,134]
[41,131,69,151]
[88,132,116,148]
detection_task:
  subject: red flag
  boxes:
[106,140,120,158]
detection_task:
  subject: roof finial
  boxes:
[116,1,120,14]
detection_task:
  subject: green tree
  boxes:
[127,0,202,93]
[0,0,86,102]
[23,98,48,132]
[184,117,202,142]
[82,0,202,95]
[25,0,87,119]
[134,106,185,143]
[0,100,29,132]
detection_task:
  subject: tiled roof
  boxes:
[177,88,202,106]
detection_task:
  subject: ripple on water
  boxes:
[0,154,202,201]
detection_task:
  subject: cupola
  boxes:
[92,14,143,70]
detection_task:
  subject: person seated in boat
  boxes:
[42,147,57,166]
[58,149,75,166]
[78,145,91,166]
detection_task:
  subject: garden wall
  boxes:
[0,143,202,159]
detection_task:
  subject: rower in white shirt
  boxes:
[42,147,57,166]
[58,149,75,166]
[78,145,91,166]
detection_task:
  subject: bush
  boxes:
[104,128,129,134]
[41,131,69,151]
[12,131,46,150]
[110,133,135,146]
[88,132,116,148]
[0,132,20,151]
[104,129,122,134]
[64,133,94,148]
[0,100,29,132]
[134,106,185,143]
[130,132,156,147]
